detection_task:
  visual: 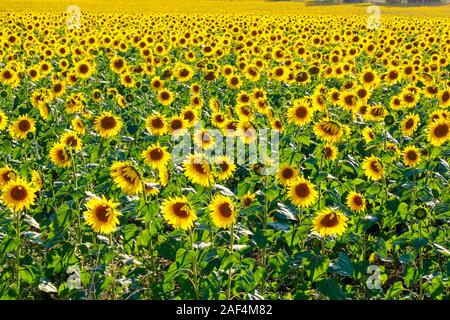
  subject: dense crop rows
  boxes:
[0,8,449,299]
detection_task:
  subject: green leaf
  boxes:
[330,252,354,278]
[385,281,404,299]
[302,252,329,282]
[316,279,346,300]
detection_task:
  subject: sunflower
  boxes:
[167,116,187,136]
[141,143,171,169]
[93,112,123,138]
[9,115,36,140]
[312,208,348,237]
[276,164,298,186]
[241,191,256,208]
[314,118,342,143]
[211,111,227,128]
[159,167,169,187]
[145,114,167,136]
[322,143,338,161]
[360,68,379,89]
[75,60,94,79]
[31,170,43,191]
[161,196,197,230]
[339,91,358,111]
[227,75,242,89]
[84,196,121,234]
[157,88,174,106]
[401,113,420,137]
[49,143,71,168]
[68,119,86,137]
[110,161,143,195]
[237,121,257,144]
[110,56,127,74]
[183,154,214,187]
[438,89,450,107]
[402,146,421,167]
[213,156,236,181]
[362,127,375,143]
[0,111,9,131]
[287,100,313,126]
[287,177,318,208]
[194,129,215,150]
[209,194,236,228]
[182,107,199,128]
[150,77,165,91]
[400,91,419,108]
[60,131,83,151]
[270,118,284,132]
[346,191,366,212]
[362,155,384,181]
[428,119,450,146]
[143,180,160,197]
[0,165,16,186]
[1,177,37,212]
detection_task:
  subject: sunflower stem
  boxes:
[260,174,269,296]
[15,211,21,296]
[189,228,200,300]
[418,221,424,300]
[70,149,82,245]
[143,190,156,298]
[317,153,324,210]
[226,223,235,300]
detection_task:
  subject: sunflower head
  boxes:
[402,146,421,167]
[312,208,349,237]
[93,112,123,138]
[276,164,298,186]
[428,119,450,146]
[141,143,171,169]
[183,154,214,187]
[362,155,384,181]
[110,161,143,195]
[346,191,366,212]
[84,196,121,234]
[1,177,37,212]
[209,194,236,228]
[161,196,197,230]
[287,177,318,208]
[49,142,72,168]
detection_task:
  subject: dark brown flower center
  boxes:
[101,116,117,130]
[218,202,233,218]
[295,106,307,119]
[78,64,89,74]
[172,202,190,218]
[433,123,449,138]
[320,213,339,227]
[151,117,164,129]
[352,196,363,206]
[171,119,183,130]
[282,168,294,179]
[95,205,110,222]
[370,160,381,173]
[295,183,310,198]
[11,186,27,201]
[149,148,164,161]
[405,118,414,129]
[406,150,418,161]
[18,120,31,132]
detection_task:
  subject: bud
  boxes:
[384,114,395,126]
[414,206,428,220]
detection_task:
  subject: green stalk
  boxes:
[226,223,235,300]
[15,211,21,295]
[317,153,324,210]
[189,228,200,300]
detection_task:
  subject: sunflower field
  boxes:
[0,0,449,301]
